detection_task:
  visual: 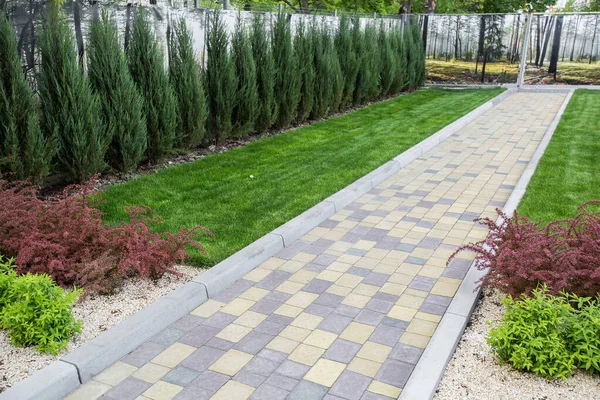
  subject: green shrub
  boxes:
[335,16,358,109]
[411,22,426,87]
[563,294,600,374]
[0,256,16,311]
[331,46,344,113]
[0,273,81,355]
[231,15,259,138]
[272,13,300,129]
[38,6,108,183]
[127,8,178,162]
[379,23,398,97]
[365,23,382,101]
[389,26,407,93]
[294,19,315,123]
[310,23,334,120]
[250,13,277,133]
[88,10,147,173]
[487,286,576,379]
[0,13,53,184]
[170,18,207,149]
[205,10,236,143]
[353,22,380,105]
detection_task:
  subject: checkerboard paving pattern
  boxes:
[65,92,566,400]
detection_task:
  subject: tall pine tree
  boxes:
[335,16,358,110]
[170,18,207,149]
[0,13,53,183]
[127,8,177,162]
[294,18,315,123]
[39,4,108,183]
[273,13,300,129]
[88,10,146,173]
[250,13,277,133]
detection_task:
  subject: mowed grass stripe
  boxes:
[99,88,503,267]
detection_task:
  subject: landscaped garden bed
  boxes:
[436,89,600,399]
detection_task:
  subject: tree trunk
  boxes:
[580,18,590,60]
[508,16,516,61]
[72,0,84,68]
[399,0,413,13]
[454,16,460,60]
[476,16,485,73]
[539,16,554,67]
[570,15,580,62]
[535,16,542,66]
[422,15,429,51]
[511,15,521,63]
[549,16,563,77]
[590,16,599,64]
[481,50,488,82]
[125,1,133,51]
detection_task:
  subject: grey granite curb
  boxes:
[0,88,511,400]
[398,89,575,400]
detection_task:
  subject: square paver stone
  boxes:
[162,366,200,387]
[250,383,289,400]
[329,370,372,400]
[287,380,329,400]
[104,377,152,400]
[211,380,255,400]
[304,359,346,387]
[143,381,183,400]
[209,349,254,376]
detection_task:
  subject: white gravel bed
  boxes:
[435,289,600,400]
[0,265,198,392]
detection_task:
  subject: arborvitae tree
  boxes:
[88,10,146,173]
[250,13,277,133]
[127,8,177,162]
[311,24,334,120]
[364,23,382,101]
[335,16,358,109]
[38,6,108,183]
[389,26,407,94]
[231,15,259,138]
[272,13,300,129]
[205,10,236,143]
[404,21,418,90]
[294,18,315,123]
[170,18,207,149]
[331,46,344,113]
[0,13,53,184]
[411,22,426,87]
[379,23,398,97]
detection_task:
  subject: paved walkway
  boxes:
[66,92,567,400]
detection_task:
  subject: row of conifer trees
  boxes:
[0,7,425,185]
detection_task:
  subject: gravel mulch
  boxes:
[0,265,198,392]
[435,289,600,400]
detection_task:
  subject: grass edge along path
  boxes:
[99,87,503,267]
[519,89,600,223]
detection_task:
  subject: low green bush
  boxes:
[0,256,17,311]
[487,286,600,379]
[0,272,81,355]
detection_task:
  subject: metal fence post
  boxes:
[517,13,533,88]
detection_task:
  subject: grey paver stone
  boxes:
[179,325,220,347]
[265,373,299,391]
[170,315,205,332]
[355,309,385,326]
[121,341,165,367]
[323,339,362,363]
[389,343,424,365]
[319,314,353,335]
[365,298,394,314]
[408,276,437,292]
[150,327,186,346]
[104,377,151,400]
[315,293,344,308]
[369,324,404,347]
[305,303,335,318]
[362,273,391,287]
[191,370,229,391]
[329,371,371,400]
[163,366,200,386]
[287,380,329,400]
[234,331,274,354]
[347,267,371,277]
[234,370,267,387]
[375,359,414,388]
[335,305,361,318]
[205,337,235,351]
[257,349,288,363]
[173,385,213,400]
[243,355,280,377]
[303,279,334,294]
[180,346,225,372]
[255,320,286,335]
[382,317,409,329]
[250,383,289,400]
[276,360,311,379]
[202,312,237,330]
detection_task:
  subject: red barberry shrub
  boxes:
[0,176,212,293]
[449,201,600,298]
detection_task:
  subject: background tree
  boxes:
[0,12,52,183]
[272,13,300,128]
[170,18,207,149]
[127,8,178,162]
[294,18,315,123]
[336,16,359,109]
[88,10,146,173]
[250,13,277,133]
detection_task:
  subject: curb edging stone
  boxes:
[0,88,511,400]
[398,89,575,400]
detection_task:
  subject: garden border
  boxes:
[398,89,575,400]
[0,87,512,400]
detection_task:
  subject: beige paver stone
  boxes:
[65,380,111,400]
[243,268,271,282]
[388,305,418,321]
[280,325,312,342]
[357,341,393,363]
[152,343,196,368]
[266,336,300,354]
[239,287,270,302]
[142,381,183,400]
[336,273,363,289]
[430,280,461,297]
[327,284,353,297]
[216,323,253,342]
[95,361,137,386]
[341,293,371,308]
[290,270,318,284]
[340,322,376,344]
[260,257,286,270]
[397,294,425,309]
[286,291,319,308]
[379,282,406,296]
[328,261,352,273]
[304,359,346,387]
[347,357,382,378]
[220,298,255,317]
[293,252,316,263]
[317,270,343,282]
[291,312,323,330]
[190,300,225,318]
[274,303,303,318]
[406,318,439,337]
[368,381,402,398]
[211,380,254,400]
[288,343,326,366]
[303,329,338,349]
[209,349,253,376]
[132,363,170,383]
[276,280,304,294]
[280,260,305,273]
[353,283,379,297]
[400,332,430,348]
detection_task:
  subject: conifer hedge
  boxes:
[0,13,53,184]
[0,7,426,185]
[88,11,146,173]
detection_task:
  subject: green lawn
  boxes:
[519,90,600,223]
[98,88,503,267]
